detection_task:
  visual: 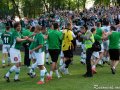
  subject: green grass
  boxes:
[0,51,120,90]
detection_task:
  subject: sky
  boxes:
[86,0,94,9]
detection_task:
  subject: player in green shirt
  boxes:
[1,26,12,67]
[4,22,28,82]
[28,25,51,84]
[1,27,12,45]
[107,26,120,74]
[48,23,62,79]
[90,27,103,73]
[27,26,38,78]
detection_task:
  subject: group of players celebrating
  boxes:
[1,8,120,84]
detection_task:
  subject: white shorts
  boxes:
[10,48,21,63]
[99,43,104,52]
[103,40,109,50]
[2,45,10,53]
[29,51,36,59]
[92,52,100,59]
[35,52,45,65]
[76,40,82,46]
[60,51,64,57]
[81,44,86,52]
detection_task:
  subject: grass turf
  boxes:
[0,52,120,90]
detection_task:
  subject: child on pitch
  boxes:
[91,27,104,73]
[28,25,51,84]
[4,22,28,82]
[1,26,12,68]
[91,23,106,72]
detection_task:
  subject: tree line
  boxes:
[0,0,120,18]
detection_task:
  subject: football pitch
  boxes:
[0,52,120,90]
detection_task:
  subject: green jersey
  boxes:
[22,29,32,43]
[33,33,45,53]
[108,31,120,49]
[47,29,53,34]
[96,27,103,43]
[11,30,23,50]
[94,34,102,43]
[22,29,31,36]
[1,31,12,45]
[96,28,103,37]
[29,32,35,50]
[45,29,53,45]
[48,30,62,49]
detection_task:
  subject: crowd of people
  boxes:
[0,6,120,84]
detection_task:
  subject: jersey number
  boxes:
[4,37,9,43]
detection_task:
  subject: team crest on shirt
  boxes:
[14,57,18,61]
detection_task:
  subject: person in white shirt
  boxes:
[101,21,110,64]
